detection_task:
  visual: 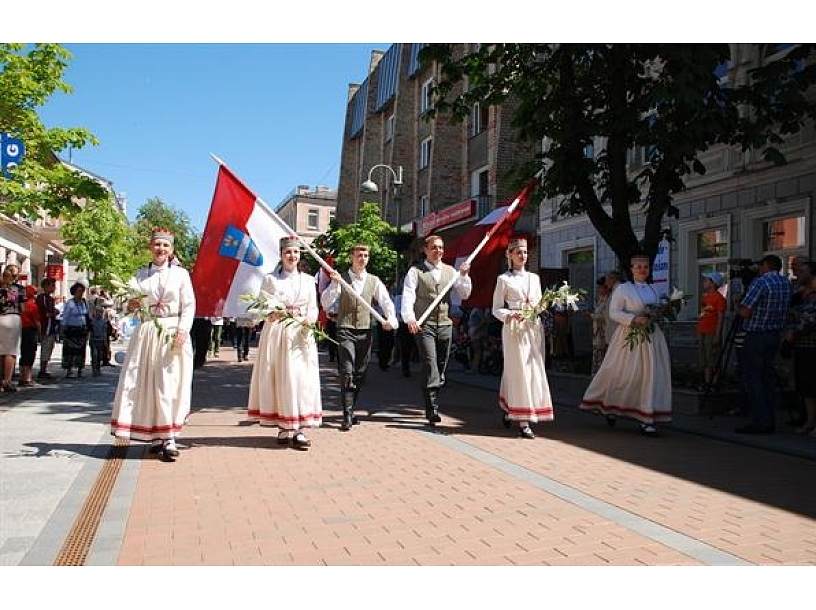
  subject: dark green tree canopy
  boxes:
[422,43,816,266]
[308,202,402,288]
[132,197,201,270]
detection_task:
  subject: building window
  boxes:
[696,228,729,259]
[419,137,432,169]
[307,208,319,230]
[420,78,434,114]
[328,210,336,225]
[763,215,805,251]
[385,114,395,142]
[627,146,645,168]
[470,103,489,137]
[696,226,730,300]
[419,195,430,218]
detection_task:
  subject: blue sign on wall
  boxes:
[1,133,26,178]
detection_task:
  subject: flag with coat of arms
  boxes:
[191,164,288,317]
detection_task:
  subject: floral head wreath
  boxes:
[151,227,175,244]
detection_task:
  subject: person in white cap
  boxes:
[697,271,727,391]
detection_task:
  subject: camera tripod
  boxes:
[699,313,742,419]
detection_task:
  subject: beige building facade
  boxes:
[275,184,337,246]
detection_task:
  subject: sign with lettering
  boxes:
[652,238,670,299]
[1,133,26,178]
[45,264,65,281]
[416,199,476,237]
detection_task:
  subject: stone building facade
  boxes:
[275,184,337,246]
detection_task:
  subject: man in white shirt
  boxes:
[321,244,398,431]
[401,235,471,425]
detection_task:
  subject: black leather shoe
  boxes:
[606,414,617,427]
[340,419,352,432]
[292,432,311,450]
[734,424,775,434]
[352,416,359,425]
[640,423,658,436]
[502,412,511,429]
[277,432,290,445]
[159,449,177,462]
[519,426,535,439]
[162,441,179,457]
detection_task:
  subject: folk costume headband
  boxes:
[279,235,300,250]
[151,227,175,244]
[507,237,527,251]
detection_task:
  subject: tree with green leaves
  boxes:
[309,202,401,287]
[422,43,816,266]
[0,43,108,219]
[131,197,201,269]
[60,197,136,284]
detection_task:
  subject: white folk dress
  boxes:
[247,269,322,430]
[111,263,196,442]
[492,270,554,423]
[579,281,672,424]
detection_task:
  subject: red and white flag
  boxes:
[191,164,288,317]
[442,180,535,308]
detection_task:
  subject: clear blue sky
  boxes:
[39,43,388,232]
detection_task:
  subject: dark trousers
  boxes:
[326,318,338,362]
[378,328,395,370]
[235,327,250,358]
[191,318,212,369]
[90,339,106,371]
[396,324,416,374]
[742,330,781,429]
[337,327,372,393]
[414,323,452,403]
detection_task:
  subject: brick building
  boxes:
[336,44,538,272]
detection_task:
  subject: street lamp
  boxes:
[360,164,404,284]
[360,164,403,195]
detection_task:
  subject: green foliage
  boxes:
[422,43,816,266]
[0,43,108,219]
[60,197,136,284]
[308,202,405,287]
[131,197,201,269]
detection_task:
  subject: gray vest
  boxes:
[336,272,377,329]
[412,262,456,326]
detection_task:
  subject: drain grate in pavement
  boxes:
[53,438,129,566]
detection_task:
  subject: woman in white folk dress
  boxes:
[247,236,322,450]
[579,251,672,436]
[492,237,554,439]
[110,228,196,462]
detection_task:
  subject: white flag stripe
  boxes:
[222,198,288,317]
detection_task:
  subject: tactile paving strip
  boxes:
[53,438,130,566]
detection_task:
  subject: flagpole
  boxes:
[209,154,387,326]
[415,182,535,327]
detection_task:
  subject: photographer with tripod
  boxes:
[734,254,792,435]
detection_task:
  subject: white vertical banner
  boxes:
[652,238,670,299]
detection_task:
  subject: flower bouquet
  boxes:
[624,286,690,350]
[240,293,336,345]
[109,275,172,343]
[519,281,586,322]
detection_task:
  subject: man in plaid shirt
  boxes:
[735,254,792,434]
